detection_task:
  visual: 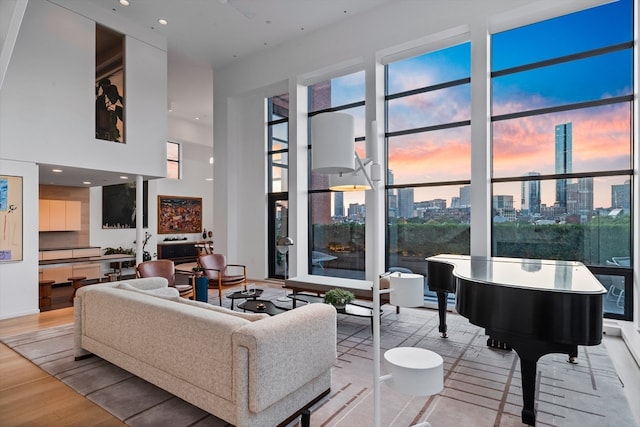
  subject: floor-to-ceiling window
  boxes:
[308,70,366,279]
[385,43,471,302]
[490,0,634,319]
[267,94,289,279]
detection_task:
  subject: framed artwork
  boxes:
[95,25,125,143]
[102,182,148,229]
[0,175,23,262]
[158,195,202,234]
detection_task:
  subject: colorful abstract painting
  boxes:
[0,175,23,262]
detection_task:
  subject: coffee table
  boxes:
[287,293,380,333]
[226,287,263,310]
[237,299,289,316]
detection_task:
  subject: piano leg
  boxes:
[488,331,580,426]
[519,356,538,426]
[436,291,448,338]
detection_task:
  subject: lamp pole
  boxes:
[373,275,383,427]
[276,236,294,301]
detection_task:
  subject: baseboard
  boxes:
[604,318,640,368]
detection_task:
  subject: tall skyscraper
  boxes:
[334,192,344,218]
[387,170,397,218]
[397,188,415,219]
[521,172,541,216]
[459,185,471,208]
[555,123,572,208]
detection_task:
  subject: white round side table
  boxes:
[383,347,444,426]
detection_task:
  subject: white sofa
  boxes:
[74,278,337,427]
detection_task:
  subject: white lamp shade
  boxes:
[329,170,371,191]
[384,347,444,396]
[389,273,424,307]
[312,112,355,174]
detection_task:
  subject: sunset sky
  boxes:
[328,0,632,211]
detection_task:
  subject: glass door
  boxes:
[268,194,289,279]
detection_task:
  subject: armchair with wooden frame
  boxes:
[136,259,195,300]
[197,253,247,305]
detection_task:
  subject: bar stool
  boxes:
[104,272,118,282]
[38,280,54,309]
[68,276,86,302]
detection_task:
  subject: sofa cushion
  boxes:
[117,282,180,300]
[179,298,269,321]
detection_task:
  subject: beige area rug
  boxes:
[1,286,636,427]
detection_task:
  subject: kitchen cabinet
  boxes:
[39,199,81,231]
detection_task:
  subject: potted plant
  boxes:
[323,288,355,310]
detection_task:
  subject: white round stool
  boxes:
[383,347,444,426]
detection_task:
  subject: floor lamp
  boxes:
[311,112,439,425]
[276,236,294,302]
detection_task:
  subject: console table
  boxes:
[157,241,198,263]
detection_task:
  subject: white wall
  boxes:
[0,159,39,319]
[0,0,168,180]
[0,0,171,318]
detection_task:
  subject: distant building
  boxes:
[540,203,566,221]
[555,123,572,208]
[387,169,397,218]
[459,185,471,207]
[493,194,515,222]
[347,203,365,222]
[334,191,344,218]
[611,180,631,210]
[521,171,541,215]
[397,188,415,218]
[566,178,593,220]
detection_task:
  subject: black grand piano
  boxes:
[427,254,606,425]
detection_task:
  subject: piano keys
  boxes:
[426,254,606,426]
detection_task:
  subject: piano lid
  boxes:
[427,254,606,294]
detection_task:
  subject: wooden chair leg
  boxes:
[218,278,223,306]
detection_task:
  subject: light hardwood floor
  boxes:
[0,307,124,426]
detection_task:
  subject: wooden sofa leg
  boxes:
[300,409,310,427]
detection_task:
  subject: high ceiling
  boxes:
[87,0,395,128]
[40,0,396,187]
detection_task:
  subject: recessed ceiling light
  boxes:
[195,117,200,120]
[209,157,214,164]
[52,169,62,173]
[120,176,128,179]
[205,178,213,181]
[158,18,168,25]
[119,0,129,6]
[83,181,91,185]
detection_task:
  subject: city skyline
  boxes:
[331,0,631,211]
